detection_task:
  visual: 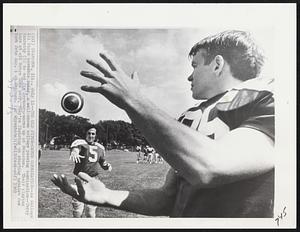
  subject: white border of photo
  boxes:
[3,3,297,229]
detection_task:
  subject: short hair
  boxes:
[86,126,97,134]
[189,30,265,81]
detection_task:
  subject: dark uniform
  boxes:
[172,77,274,217]
[70,139,111,217]
[71,139,111,177]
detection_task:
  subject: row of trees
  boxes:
[39,109,148,148]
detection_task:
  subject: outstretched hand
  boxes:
[51,172,109,205]
[69,149,85,163]
[80,52,141,110]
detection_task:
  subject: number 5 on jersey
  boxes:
[88,145,98,162]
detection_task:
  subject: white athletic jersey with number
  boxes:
[71,139,110,177]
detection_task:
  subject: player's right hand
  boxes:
[69,150,85,163]
[80,52,142,110]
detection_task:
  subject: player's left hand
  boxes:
[80,52,142,110]
[51,172,109,205]
[51,174,79,198]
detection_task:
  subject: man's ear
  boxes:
[213,55,225,76]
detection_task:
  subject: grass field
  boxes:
[38,149,170,218]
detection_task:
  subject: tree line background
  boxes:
[39,109,148,150]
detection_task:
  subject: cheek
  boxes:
[193,69,203,81]
[193,74,203,87]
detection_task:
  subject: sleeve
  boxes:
[99,159,112,170]
[70,139,87,148]
[95,142,112,170]
[240,91,274,141]
[216,78,274,141]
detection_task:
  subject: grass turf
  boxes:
[38,149,170,218]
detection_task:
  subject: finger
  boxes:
[61,174,69,188]
[75,177,85,199]
[79,155,85,158]
[53,174,65,190]
[61,174,78,197]
[82,85,114,104]
[99,52,120,71]
[51,178,60,187]
[86,59,113,78]
[51,174,61,187]
[81,85,102,93]
[80,71,108,84]
[50,178,57,185]
[77,172,93,182]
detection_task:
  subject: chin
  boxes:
[193,89,210,100]
[86,139,93,143]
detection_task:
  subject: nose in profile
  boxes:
[188,74,193,82]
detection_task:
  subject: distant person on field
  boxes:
[143,145,149,163]
[147,146,155,164]
[38,143,42,164]
[135,145,142,163]
[155,151,163,164]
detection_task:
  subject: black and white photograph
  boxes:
[3,3,297,229]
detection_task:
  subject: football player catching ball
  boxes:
[69,127,112,218]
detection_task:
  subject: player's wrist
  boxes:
[122,91,142,111]
[105,189,129,207]
[124,90,153,116]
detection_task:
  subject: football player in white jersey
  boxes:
[143,145,149,163]
[53,30,275,218]
[69,127,112,218]
[155,152,163,164]
[135,145,142,163]
[147,146,155,164]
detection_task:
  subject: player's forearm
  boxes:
[104,188,172,216]
[103,189,129,208]
[125,95,220,187]
[125,95,274,187]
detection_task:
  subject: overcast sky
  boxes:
[39,28,274,124]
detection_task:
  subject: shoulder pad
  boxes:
[94,142,105,150]
[216,77,274,111]
[234,77,274,92]
[71,139,87,148]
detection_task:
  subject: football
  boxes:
[61,92,84,114]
